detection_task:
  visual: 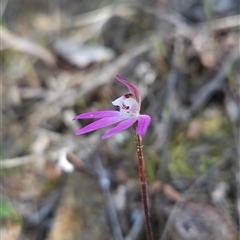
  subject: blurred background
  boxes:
[1,0,240,239]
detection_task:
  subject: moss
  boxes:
[199,108,233,150]
[42,178,58,194]
[145,149,159,182]
[155,37,166,57]
[169,142,193,177]
[201,109,229,137]
[169,131,194,177]
[0,201,21,224]
[198,154,219,173]
[168,108,232,177]
[75,96,87,109]
[168,107,233,178]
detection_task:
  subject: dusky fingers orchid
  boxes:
[74,75,151,139]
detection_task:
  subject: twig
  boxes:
[145,7,240,38]
[189,47,240,113]
[233,124,240,240]
[224,90,240,240]
[65,4,134,28]
[144,7,196,40]
[167,34,189,121]
[66,152,97,178]
[23,187,63,227]
[151,181,183,202]
[125,210,144,240]
[0,26,57,67]
[0,0,9,18]
[200,14,240,31]
[0,154,45,168]
[94,155,124,240]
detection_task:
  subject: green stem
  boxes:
[133,125,154,240]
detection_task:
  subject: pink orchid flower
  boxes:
[74,75,151,139]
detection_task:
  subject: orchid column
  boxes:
[74,75,153,240]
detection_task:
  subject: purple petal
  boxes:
[136,115,151,138]
[116,75,141,104]
[75,116,127,135]
[102,117,138,139]
[74,110,121,120]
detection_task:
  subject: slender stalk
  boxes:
[133,126,154,240]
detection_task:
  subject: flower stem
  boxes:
[133,126,154,240]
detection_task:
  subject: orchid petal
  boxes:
[112,96,140,116]
[136,115,151,138]
[124,98,139,113]
[102,117,138,139]
[75,116,127,135]
[112,96,124,107]
[116,75,141,104]
[73,110,121,120]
